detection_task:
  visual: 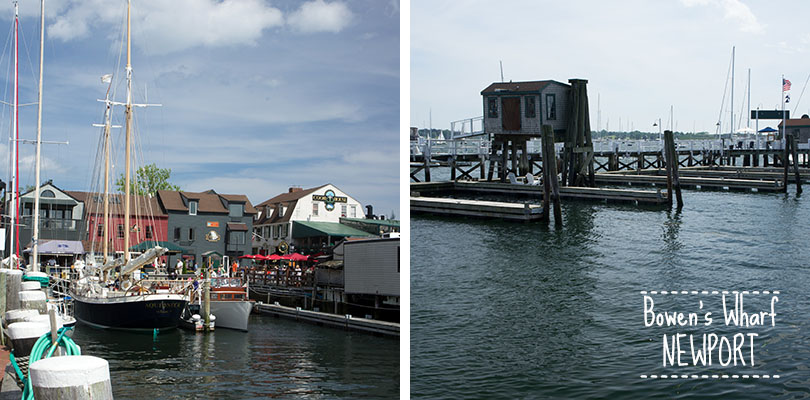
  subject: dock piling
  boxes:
[542,125,562,225]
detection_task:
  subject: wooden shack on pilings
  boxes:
[480,79,594,186]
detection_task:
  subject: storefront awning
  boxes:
[25,240,84,255]
[292,221,375,239]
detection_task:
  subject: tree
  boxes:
[115,163,180,196]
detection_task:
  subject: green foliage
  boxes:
[115,163,180,196]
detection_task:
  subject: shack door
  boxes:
[501,97,521,131]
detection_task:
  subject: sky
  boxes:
[0,0,399,217]
[411,0,810,135]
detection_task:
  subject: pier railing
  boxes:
[246,269,314,288]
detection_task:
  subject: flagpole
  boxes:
[782,74,785,149]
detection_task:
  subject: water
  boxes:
[70,314,399,399]
[411,187,810,399]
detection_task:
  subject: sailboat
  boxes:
[69,0,189,331]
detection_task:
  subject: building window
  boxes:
[117,224,124,238]
[41,190,55,198]
[312,202,319,216]
[229,231,245,245]
[487,97,498,118]
[281,224,288,237]
[279,206,286,217]
[545,93,556,120]
[341,204,347,217]
[188,228,195,241]
[174,227,181,241]
[145,226,153,239]
[350,205,356,218]
[525,96,537,118]
[97,224,104,237]
[229,203,243,218]
[189,201,198,215]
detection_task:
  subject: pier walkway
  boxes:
[254,302,399,337]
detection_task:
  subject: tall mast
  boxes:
[32,0,45,272]
[103,88,112,262]
[10,1,18,263]
[730,46,735,135]
[124,0,132,263]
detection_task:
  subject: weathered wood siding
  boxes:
[540,82,570,134]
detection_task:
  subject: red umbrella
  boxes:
[267,254,283,261]
[289,253,309,261]
[238,254,257,259]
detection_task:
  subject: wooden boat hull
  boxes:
[71,293,187,331]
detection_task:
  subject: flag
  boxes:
[101,74,112,83]
[783,78,792,91]
[786,94,791,103]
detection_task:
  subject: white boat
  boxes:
[207,277,253,331]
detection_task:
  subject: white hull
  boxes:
[209,301,252,331]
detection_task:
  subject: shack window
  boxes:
[174,227,180,241]
[189,201,198,216]
[146,226,153,239]
[97,224,104,237]
[188,228,195,241]
[312,202,319,216]
[228,203,243,218]
[525,96,537,118]
[545,93,556,120]
[487,97,498,118]
[117,224,124,238]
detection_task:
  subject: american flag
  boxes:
[783,78,792,91]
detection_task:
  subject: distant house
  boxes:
[252,184,371,255]
[778,114,810,142]
[157,190,256,269]
[69,191,167,261]
[16,182,86,264]
[481,80,571,137]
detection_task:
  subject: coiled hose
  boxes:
[10,326,81,400]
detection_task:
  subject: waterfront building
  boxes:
[339,217,400,236]
[16,182,86,265]
[778,114,810,142]
[69,191,168,261]
[251,184,373,255]
[481,80,571,138]
[157,190,256,269]
[334,236,400,321]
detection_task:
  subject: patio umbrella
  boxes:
[238,254,257,259]
[289,253,309,261]
[267,254,283,261]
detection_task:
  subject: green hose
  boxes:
[17,326,81,400]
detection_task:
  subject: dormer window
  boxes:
[189,201,198,215]
[279,205,285,217]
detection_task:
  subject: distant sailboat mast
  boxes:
[10,1,19,263]
[124,0,133,263]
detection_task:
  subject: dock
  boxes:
[253,302,399,337]
[411,181,667,205]
[593,173,784,191]
[411,196,544,221]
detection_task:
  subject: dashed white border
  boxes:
[640,374,780,379]
[639,290,780,295]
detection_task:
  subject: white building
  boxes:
[252,184,373,254]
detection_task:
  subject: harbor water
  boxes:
[71,313,399,399]
[411,185,810,399]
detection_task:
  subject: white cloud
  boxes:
[287,0,353,33]
[680,0,764,34]
[48,0,284,54]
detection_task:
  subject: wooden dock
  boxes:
[593,173,783,191]
[601,166,808,183]
[411,181,667,205]
[411,196,544,221]
[253,302,399,337]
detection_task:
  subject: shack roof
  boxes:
[779,115,810,128]
[480,80,569,95]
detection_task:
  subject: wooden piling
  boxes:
[782,135,793,193]
[543,125,562,225]
[664,131,683,208]
[790,134,802,194]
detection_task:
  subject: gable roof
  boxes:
[480,80,569,95]
[20,182,82,203]
[67,191,166,217]
[156,190,256,215]
[779,116,810,128]
[254,184,328,208]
